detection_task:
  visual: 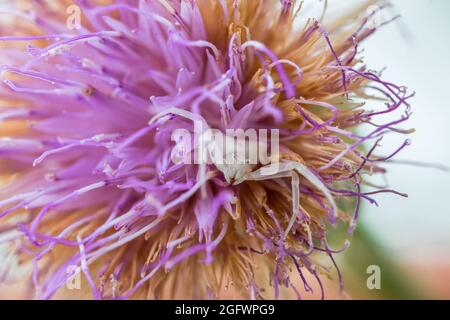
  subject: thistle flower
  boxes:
[0,0,413,299]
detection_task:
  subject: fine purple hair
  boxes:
[0,0,413,299]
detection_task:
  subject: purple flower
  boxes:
[0,0,413,299]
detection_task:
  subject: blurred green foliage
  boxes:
[327,221,422,299]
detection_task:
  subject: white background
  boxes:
[357,0,450,261]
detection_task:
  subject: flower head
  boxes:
[0,0,413,299]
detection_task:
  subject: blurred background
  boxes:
[0,0,449,299]
[327,0,450,299]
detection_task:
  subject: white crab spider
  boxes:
[149,107,277,185]
[149,108,337,237]
[202,130,276,185]
[234,161,338,237]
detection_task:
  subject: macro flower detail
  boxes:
[0,0,413,299]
